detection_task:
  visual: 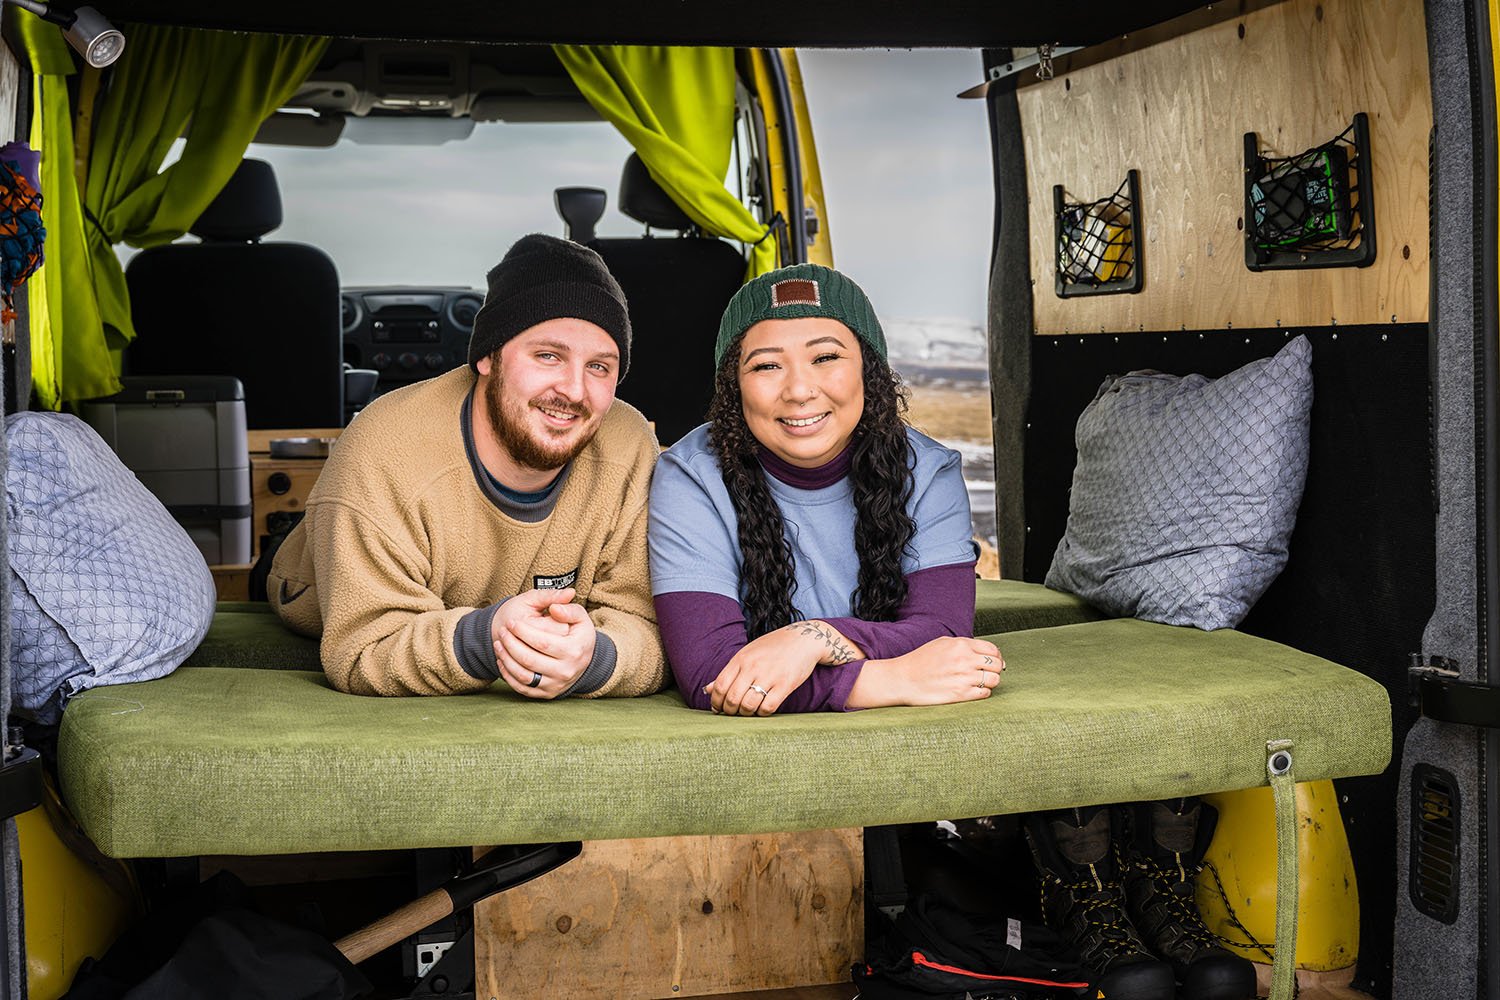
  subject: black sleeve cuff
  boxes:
[563,630,617,697]
[454,602,504,681]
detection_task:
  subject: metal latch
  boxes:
[1,728,42,819]
[1410,655,1500,729]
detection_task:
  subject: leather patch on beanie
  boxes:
[771,278,820,308]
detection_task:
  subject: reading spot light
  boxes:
[9,1,125,67]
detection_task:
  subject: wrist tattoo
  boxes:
[789,620,857,665]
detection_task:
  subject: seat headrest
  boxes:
[619,153,694,231]
[190,159,283,242]
[555,186,607,243]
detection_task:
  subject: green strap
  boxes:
[1267,738,1298,1000]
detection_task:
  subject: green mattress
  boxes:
[185,580,1101,675]
[184,601,322,671]
[59,618,1390,858]
[973,578,1105,633]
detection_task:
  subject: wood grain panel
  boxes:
[208,562,253,601]
[475,830,863,1000]
[250,457,326,556]
[246,427,343,454]
[1253,962,1373,999]
[699,987,857,1000]
[1021,0,1431,334]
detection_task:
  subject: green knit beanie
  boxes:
[714,263,887,369]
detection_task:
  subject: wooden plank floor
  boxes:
[697,965,1377,1000]
[1254,963,1374,1000]
[695,988,855,1000]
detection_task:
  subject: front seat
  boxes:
[126,158,344,430]
[557,154,748,446]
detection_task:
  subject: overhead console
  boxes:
[340,286,484,395]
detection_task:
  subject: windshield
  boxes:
[246,120,638,288]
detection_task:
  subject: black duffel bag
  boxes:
[855,893,1095,1000]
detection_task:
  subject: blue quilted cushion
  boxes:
[6,412,216,723]
[1045,336,1313,630]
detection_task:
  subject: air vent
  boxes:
[1408,763,1460,923]
[340,295,363,334]
[447,294,483,332]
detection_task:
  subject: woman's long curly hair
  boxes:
[707,332,916,639]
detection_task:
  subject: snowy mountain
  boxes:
[883,317,988,384]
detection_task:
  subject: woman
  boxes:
[648,263,1003,715]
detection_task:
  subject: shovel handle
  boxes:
[331,841,581,965]
[333,887,454,965]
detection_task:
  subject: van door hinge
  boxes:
[1,728,42,820]
[1409,654,1500,728]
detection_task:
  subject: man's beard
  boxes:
[485,369,596,473]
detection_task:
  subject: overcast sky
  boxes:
[242,49,993,327]
[797,49,992,326]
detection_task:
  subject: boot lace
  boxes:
[1132,854,1221,951]
[1203,859,1300,999]
[1041,870,1145,958]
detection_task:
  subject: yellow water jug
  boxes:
[19,776,139,1000]
[1197,781,1358,972]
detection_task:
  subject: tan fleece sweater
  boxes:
[268,367,666,698]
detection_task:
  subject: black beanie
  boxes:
[467,234,632,378]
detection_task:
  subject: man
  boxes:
[269,234,665,699]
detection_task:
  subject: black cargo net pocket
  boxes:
[1052,169,1142,297]
[1244,113,1374,271]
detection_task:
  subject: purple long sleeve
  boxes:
[819,561,977,661]
[654,591,865,712]
[655,560,976,714]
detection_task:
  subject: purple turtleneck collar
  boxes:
[757,441,854,490]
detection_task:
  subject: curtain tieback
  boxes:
[81,203,115,247]
[751,212,786,247]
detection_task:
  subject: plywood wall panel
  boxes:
[475,829,863,999]
[1020,0,1431,335]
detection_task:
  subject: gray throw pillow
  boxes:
[1045,335,1313,630]
[7,411,217,723]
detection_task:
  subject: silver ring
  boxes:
[748,684,769,696]
[529,671,542,688]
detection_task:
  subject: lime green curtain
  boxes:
[84,27,329,375]
[15,14,92,408]
[554,46,778,278]
[16,21,327,406]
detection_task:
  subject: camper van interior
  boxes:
[0,1,1492,999]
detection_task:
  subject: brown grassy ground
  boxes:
[973,539,1001,579]
[903,384,1001,579]
[904,383,992,442]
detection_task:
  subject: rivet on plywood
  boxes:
[1020,0,1431,335]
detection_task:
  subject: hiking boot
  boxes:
[1025,806,1176,1000]
[1123,799,1257,1000]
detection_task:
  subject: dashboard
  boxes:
[340,285,485,397]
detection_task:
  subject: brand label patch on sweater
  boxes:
[771,278,820,307]
[534,568,579,590]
